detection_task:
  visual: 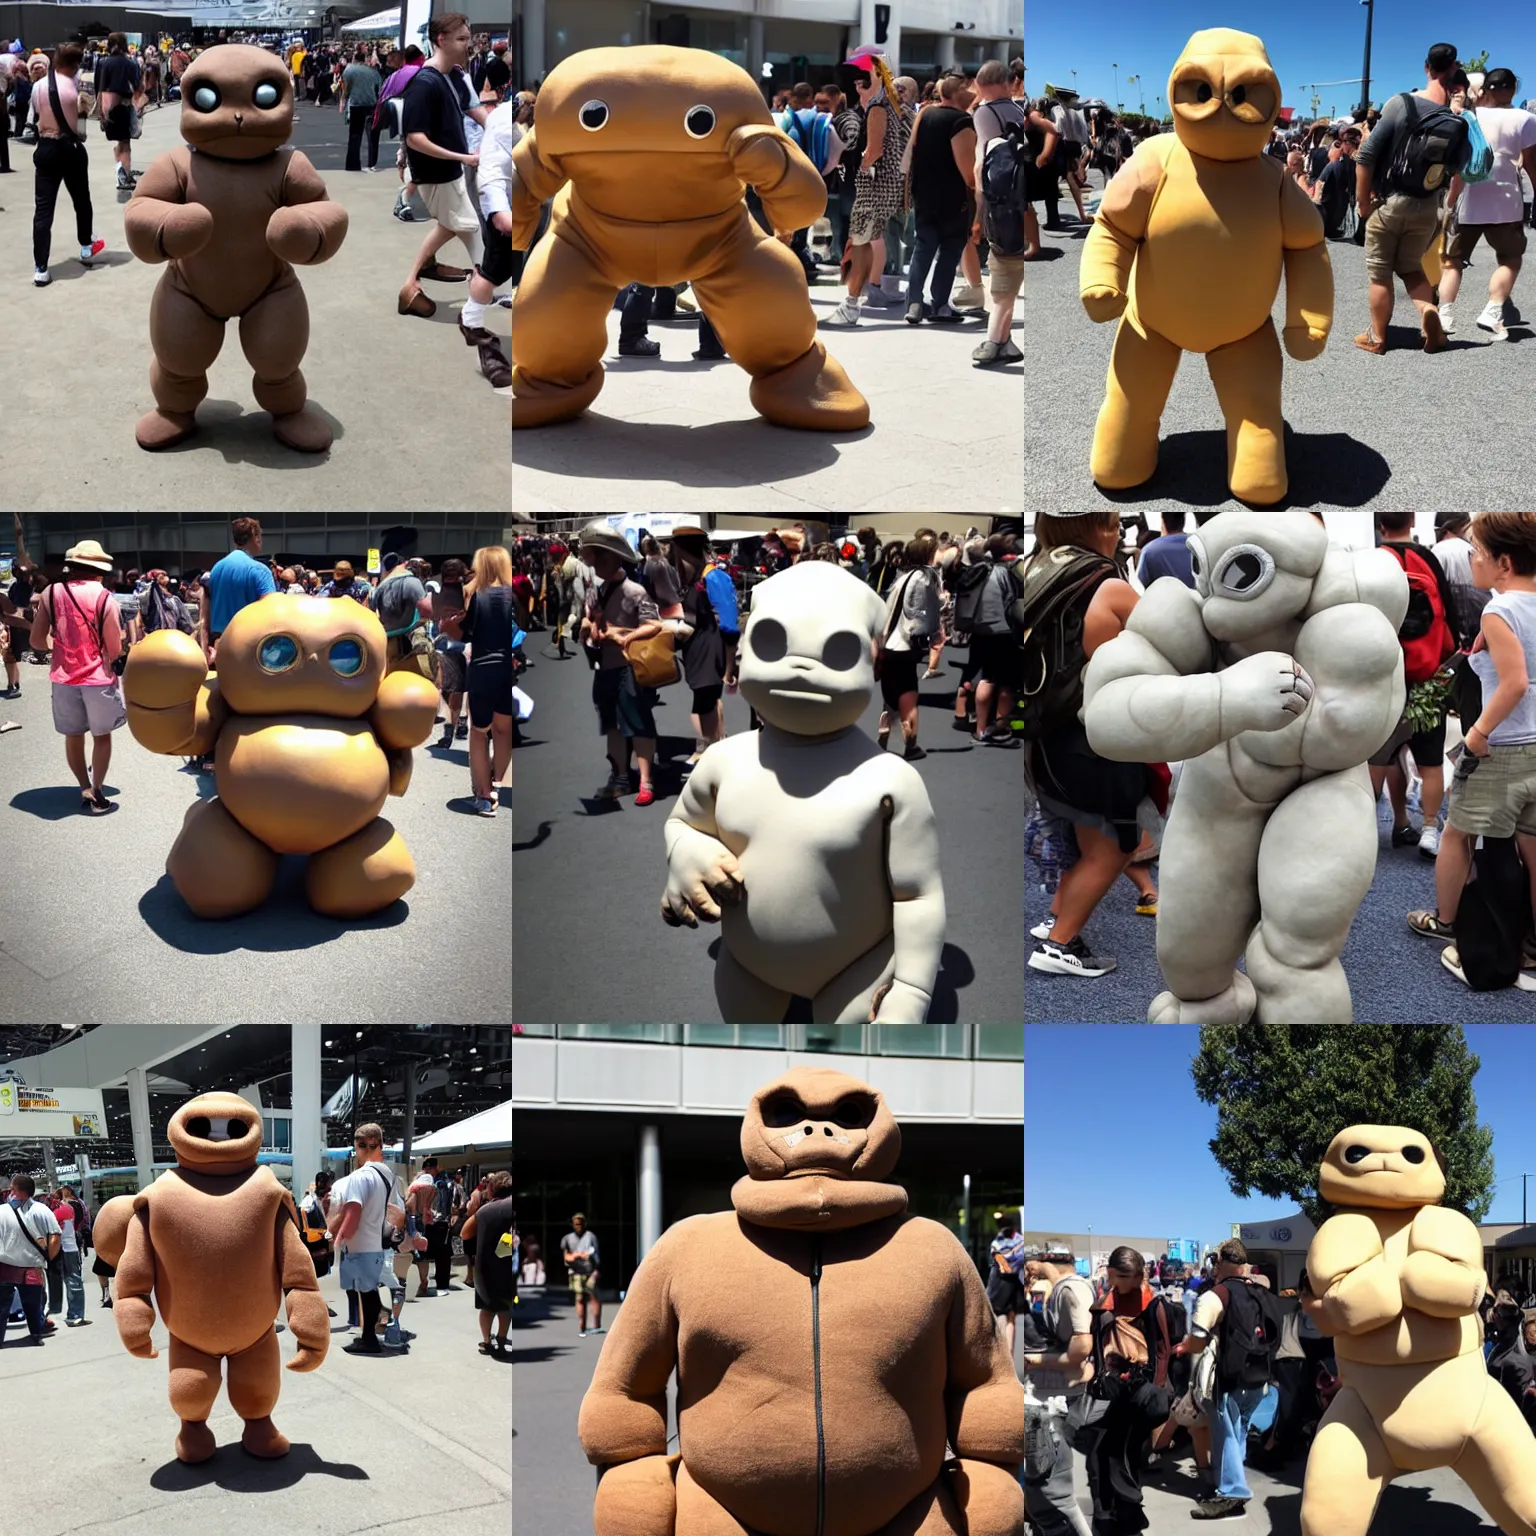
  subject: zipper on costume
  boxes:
[811,1234,825,1536]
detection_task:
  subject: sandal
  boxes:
[478,1340,494,1355]
[1407,910,1455,941]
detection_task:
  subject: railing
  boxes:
[512,1024,1022,1060]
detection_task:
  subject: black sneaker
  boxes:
[618,336,660,357]
[951,717,975,733]
[903,744,928,761]
[1028,936,1118,978]
[1190,1497,1247,1520]
[1390,824,1420,848]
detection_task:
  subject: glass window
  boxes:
[871,1025,970,1058]
[976,1025,1024,1061]
[556,1025,681,1043]
[685,1025,785,1048]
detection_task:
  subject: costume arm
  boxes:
[268,150,348,265]
[123,152,214,262]
[726,123,828,236]
[277,1190,329,1371]
[1307,1213,1402,1336]
[1292,604,1406,771]
[661,755,743,926]
[370,669,440,749]
[114,1199,160,1360]
[511,127,567,246]
[873,778,946,1024]
[1080,138,1167,322]
[123,630,228,755]
[1278,170,1333,361]
[1402,1205,1485,1318]
[945,1242,1026,1468]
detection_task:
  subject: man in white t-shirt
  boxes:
[1432,512,1493,646]
[0,1175,61,1346]
[1440,67,1536,339]
[328,1123,406,1356]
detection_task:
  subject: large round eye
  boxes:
[187,1116,211,1138]
[1174,78,1215,108]
[329,638,365,676]
[1196,81,1213,102]
[821,631,864,671]
[1344,1144,1372,1165]
[259,635,300,672]
[1211,544,1277,601]
[761,1091,807,1128]
[749,617,788,662]
[1226,80,1276,120]
[579,99,608,131]
[830,1093,875,1129]
[192,84,220,112]
[684,104,715,138]
[1229,84,1246,106]
[253,82,281,109]
[1401,1145,1426,1165]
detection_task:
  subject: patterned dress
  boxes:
[848,92,911,241]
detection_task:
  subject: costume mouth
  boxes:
[784,1168,850,1180]
[769,687,830,701]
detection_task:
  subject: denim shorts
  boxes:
[339,1248,390,1294]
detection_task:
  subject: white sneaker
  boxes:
[820,297,860,327]
[952,282,984,310]
[1477,302,1511,340]
[1439,304,1455,333]
[1419,825,1441,859]
[1030,916,1056,941]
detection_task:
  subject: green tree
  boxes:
[1464,50,1490,74]
[1191,1025,1494,1226]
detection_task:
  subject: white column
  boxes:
[934,34,956,71]
[747,14,764,84]
[126,1067,154,1192]
[994,39,1012,64]
[77,1152,93,1211]
[41,1141,57,1188]
[638,1124,662,1262]
[524,0,546,84]
[290,1026,323,1205]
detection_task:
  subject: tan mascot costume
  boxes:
[1302,1125,1536,1535]
[511,45,869,432]
[578,1067,1024,1536]
[124,45,348,452]
[122,594,439,918]
[1080,29,1333,505]
[92,1092,328,1463]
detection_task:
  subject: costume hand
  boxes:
[287,1344,325,1372]
[1081,285,1128,323]
[122,628,207,710]
[1283,323,1328,362]
[868,978,931,1024]
[154,202,216,260]
[1218,651,1314,734]
[267,202,349,265]
[662,835,745,927]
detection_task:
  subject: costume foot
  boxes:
[511,364,604,427]
[271,406,333,453]
[306,816,415,917]
[1148,974,1256,1025]
[748,340,870,430]
[136,408,198,450]
[175,1420,217,1464]
[1229,462,1287,506]
[240,1416,291,1458]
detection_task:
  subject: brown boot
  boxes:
[477,337,511,388]
[398,283,436,319]
[136,408,198,450]
[459,315,493,346]
[419,260,470,283]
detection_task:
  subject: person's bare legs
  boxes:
[633,736,655,796]
[1365,279,1394,345]
[988,291,1018,345]
[1490,257,1522,309]
[961,235,982,288]
[1419,763,1445,828]
[605,728,630,786]
[494,1308,511,1343]
[868,235,887,294]
[1370,763,1411,831]
[1439,259,1464,306]
[90,732,112,796]
[845,240,874,300]
[63,733,90,791]
[898,688,919,748]
[490,716,513,790]
[1023,207,1041,259]
[1003,1312,1015,1354]
[1050,824,1134,945]
[974,678,997,737]
[1403,269,1438,321]
[470,723,494,800]
[1435,825,1475,924]
[406,224,455,294]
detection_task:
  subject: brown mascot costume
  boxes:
[124,44,348,453]
[1301,1125,1536,1535]
[121,594,439,919]
[578,1067,1025,1536]
[92,1092,328,1463]
[511,45,870,432]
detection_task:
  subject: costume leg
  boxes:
[305,816,415,918]
[140,274,225,450]
[239,273,331,453]
[511,232,611,428]
[1451,1374,1536,1535]
[1205,317,1288,506]
[1090,308,1181,489]
[810,933,897,1024]
[1249,769,1376,1025]
[167,1333,223,1464]
[1300,1387,1396,1536]
[692,227,870,431]
[714,942,794,1026]
[865,1472,964,1535]
[595,1454,680,1536]
[167,798,281,919]
[226,1325,288,1457]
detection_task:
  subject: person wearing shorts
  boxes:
[462,94,512,389]
[560,1215,603,1336]
[28,540,126,816]
[972,63,1025,365]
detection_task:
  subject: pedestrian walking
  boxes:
[561,1213,604,1337]
[460,1170,513,1358]
[30,42,106,287]
[328,1123,408,1357]
[0,1175,61,1347]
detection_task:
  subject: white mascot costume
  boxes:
[1083,512,1408,1024]
[661,561,947,1023]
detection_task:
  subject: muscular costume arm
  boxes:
[268,151,349,265]
[1080,138,1169,322]
[510,127,567,247]
[123,630,228,755]
[727,123,828,235]
[1291,604,1407,771]
[114,1199,160,1359]
[1306,1213,1402,1336]
[661,753,743,926]
[876,777,947,1023]
[277,1190,330,1370]
[1278,168,1333,360]
[946,1242,1026,1467]
[123,152,213,263]
[1402,1205,1485,1318]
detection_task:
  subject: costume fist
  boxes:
[1082,286,1128,323]
[267,203,348,265]
[1283,323,1328,361]
[662,832,744,927]
[727,123,796,185]
[869,978,931,1024]
[155,202,216,260]
[287,1344,325,1373]
[1218,651,1314,734]
[123,629,208,710]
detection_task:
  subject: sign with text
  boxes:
[0,1075,107,1138]
[367,548,381,574]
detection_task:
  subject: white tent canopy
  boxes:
[399,1099,510,1153]
[342,7,399,31]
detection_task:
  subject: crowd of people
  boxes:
[507,51,1026,367]
[0,514,518,821]
[1022,511,1536,993]
[1,21,513,391]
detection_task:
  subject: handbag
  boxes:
[624,627,680,688]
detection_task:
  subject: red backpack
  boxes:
[1382,543,1457,684]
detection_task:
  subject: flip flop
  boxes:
[0,722,22,733]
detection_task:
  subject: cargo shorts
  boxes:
[1364,192,1443,284]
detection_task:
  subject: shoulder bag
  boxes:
[57,584,126,677]
[7,1201,52,1284]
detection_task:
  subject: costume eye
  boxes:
[254,82,281,109]
[1402,1145,1426,1164]
[684,104,715,138]
[259,635,300,672]
[1229,84,1246,105]
[192,84,220,112]
[761,1091,807,1128]
[579,99,608,131]
[822,631,863,671]
[1344,1144,1372,1164]
[187,1116,211,1138]
[1196,81,1213,102]
[1211,544,1276,601]
[830,1094,875,1129]
[329,638,365,676]
[225,1118,248,1138]
[750,617,788,662]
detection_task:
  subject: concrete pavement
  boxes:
[0,97,509,511]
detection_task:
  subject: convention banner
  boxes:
[0,1076,107,1138]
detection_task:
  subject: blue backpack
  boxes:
[1460,108,1494,182]
[781,106,830,172]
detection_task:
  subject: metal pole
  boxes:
[1359,0,1373,113]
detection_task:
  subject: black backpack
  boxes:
[1384,91,1470,198]
[951,561,992,633]
[980,116,1030,257]
[1214,1277,1284,1392]
[1087,1291,1179,1402]
[1011,548,1119,741]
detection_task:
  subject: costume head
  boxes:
[1168,29,1282,162]
[1319,1124,1445,1209]
[168,1091,265,1173]
[214,594,387,717]
[179,45,294,161]
[1185,511,1330,642]
[737,562,887,736]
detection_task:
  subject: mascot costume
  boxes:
[578,1066,1025,1536]
[1080,29,1333,504]
[124,44,348,452]
[1302,1125,1536,1536]
[122,594,439,919]
[1082,512,1407,1024]
[92,1092,328,1463]
[510,45,869,431]
[661,561,946,1023]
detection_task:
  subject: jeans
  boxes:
[0,1280,46,1342]
[1211,1386,1265,1500]
[1024,1410,1094,1536]
[46,1252,64,1315]
[345,104,380,171]
[61,1250,84,1322]
[830,178,856,261]
[33,137,92,270]
[905,207,966,311]
[1248,1380,1278,1436]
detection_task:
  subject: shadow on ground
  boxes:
[149,1443,369,1492]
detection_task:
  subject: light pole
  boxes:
[1127,75,1138,116]
[1359,0,1374,113]
[1112,63,1119,110]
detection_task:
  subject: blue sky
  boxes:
[1025,2,1536,119]
[1025,1026,1536,1245]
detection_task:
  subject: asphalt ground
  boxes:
[509,252,1024,515]
[1022,170,1536,514]
[510,627,1023,1024]
[512,1282,1027,1536]
[0,659,512,1025]
[0,93,509,512]
[1026,776,1535,1024]
[0,1258,510,1536]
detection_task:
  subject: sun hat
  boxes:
[64,539,114,573]
[576,521,640,566]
